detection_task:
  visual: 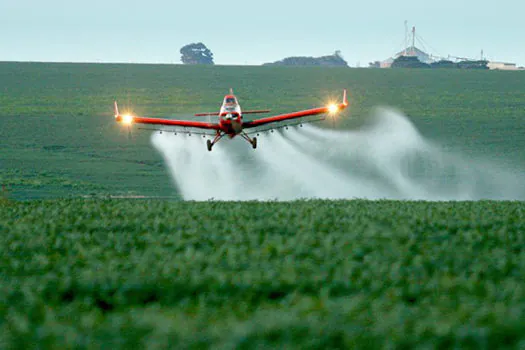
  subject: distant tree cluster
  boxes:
[263,51,348,67]
[180,43,214,65]
[430,60,457,69]
[391,56,489,69]
[391,56,430,68]
[455,60,489,69]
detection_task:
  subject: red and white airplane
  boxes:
[114,89,348,151]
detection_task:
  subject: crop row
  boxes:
[0,199,523,347]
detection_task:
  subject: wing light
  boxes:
[328,104,339,114]
[122,115,134,125]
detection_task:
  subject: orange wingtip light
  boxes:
[122,115,134,125]
[328,103,339,114]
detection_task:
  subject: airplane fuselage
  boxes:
[205,92,258,150]
[218,94,243,137]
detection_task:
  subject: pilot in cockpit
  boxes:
[225,97,237,104]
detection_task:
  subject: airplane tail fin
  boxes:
[229,88,234,95]
[342,89,348,106]
[114,101,120,117]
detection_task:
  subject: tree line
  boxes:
[179,43,349,67]
[370,56,490,69]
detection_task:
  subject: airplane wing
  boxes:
[114,101,221,130]
[243,90,348,129]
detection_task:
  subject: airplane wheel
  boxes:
[252,137,257,149]
[207,139,213,151]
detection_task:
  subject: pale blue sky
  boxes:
[1,0,523,66]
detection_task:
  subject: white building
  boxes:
[487,62,519,71]
[380,46,433,68]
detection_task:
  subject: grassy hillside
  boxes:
[1,199,524,348]
[1,62,524,199]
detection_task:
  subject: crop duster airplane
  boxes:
[114,89,348,151]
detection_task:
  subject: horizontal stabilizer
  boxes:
[194,112,219,117]
[242,109,271,114]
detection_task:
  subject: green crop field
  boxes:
[1,63,525,348]
[1,62,524,199]
[1,199,524,348]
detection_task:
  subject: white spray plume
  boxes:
[151,107,525,201]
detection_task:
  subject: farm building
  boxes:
[487,62,519,70]
[380,25,434,68]
[381,46,433,68]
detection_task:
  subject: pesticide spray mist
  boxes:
[151,108,525,201]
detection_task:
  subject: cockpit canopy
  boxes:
[224,96,237,104]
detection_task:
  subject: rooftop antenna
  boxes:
[412,26,416,55]
[404,20,408,55]
[481,49,484,60]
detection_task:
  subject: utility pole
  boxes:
[404,20,408,55]
[412,26,416,55]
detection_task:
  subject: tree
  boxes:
[456,60,489,70]
[263,51,348,67]
[391,56,430,69]
[180,43,214,65]
[430,60,457,69]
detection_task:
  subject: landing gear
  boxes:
[240,132,257,150]
[207,132,224,151]
[207,131,257,151]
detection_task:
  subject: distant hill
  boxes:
[263,51,348,67]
